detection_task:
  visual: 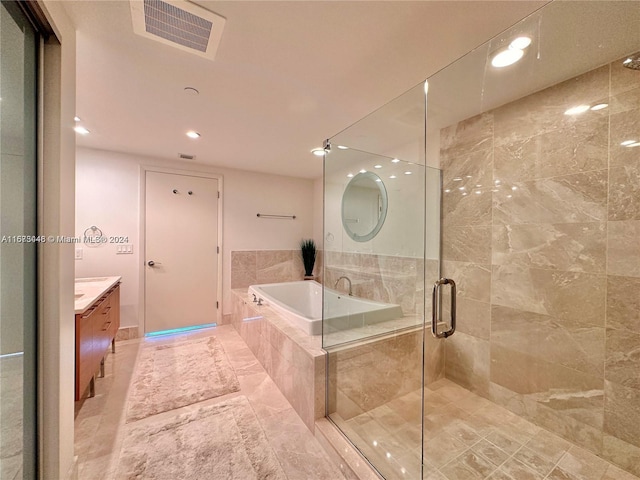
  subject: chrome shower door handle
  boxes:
[431,278,456,339]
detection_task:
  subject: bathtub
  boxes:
[248,280,403,336]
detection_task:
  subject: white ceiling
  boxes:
[64,0,547,179]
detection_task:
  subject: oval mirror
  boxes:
[341,171,388,242]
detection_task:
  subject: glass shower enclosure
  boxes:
[323,1,640,479]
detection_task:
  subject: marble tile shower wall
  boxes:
[230,250,323,289]
[440,57,640,475]
[324,250,437,316]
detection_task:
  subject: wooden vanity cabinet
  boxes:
[75,283,121,400]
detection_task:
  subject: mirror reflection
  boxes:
[341,171,388,242]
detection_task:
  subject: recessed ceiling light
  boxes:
[74,116,81,122]
[509,36,532,50]
[491,47,524,68]
[507,194,513,198]
[444,189,450,193]
[359,169,367,173]
[475,184,482,187]
[453,177,462,182]
[495,179,501,184]
[459,186,465,191]
[627,142,640,148]
[347,173,354,178]
[404,171,412,175]
[391,158,400,163]
[74,126,90,135]
[375,179,382,182]
[462,192,468,196]
[475,190,482,195]
[621,139,637,146]
[374,165,382,169]
[590,103,608,111]
[389,175,397,179]
[512,186,518,191]
[186,131,201,139]
[311,148,325,156]
[564,105,590,115]
[337,145,348,150]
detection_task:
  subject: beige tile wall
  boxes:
[440,57,640,475]
[230,249,323,289]
[323,250,436,317]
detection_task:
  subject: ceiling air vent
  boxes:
[130,0,225,60]
[179,153,195,160]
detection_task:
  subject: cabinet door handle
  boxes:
[102,307,111,315]
[102,321,112,331]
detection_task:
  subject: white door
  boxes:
[145,171,219,334]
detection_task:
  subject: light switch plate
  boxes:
[75,248,83,260]
[116,244,134,255]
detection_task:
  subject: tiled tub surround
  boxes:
[230,249,323,290]
[231,289,326,431]
[230,288,444,431]
[439,57,640,475]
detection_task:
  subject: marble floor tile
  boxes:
[339,379,640,480]
[74,325,346,480]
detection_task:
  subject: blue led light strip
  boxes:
[145,323,217,337]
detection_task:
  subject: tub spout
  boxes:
[334,276,353,296]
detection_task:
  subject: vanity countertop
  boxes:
[74,276,122,314]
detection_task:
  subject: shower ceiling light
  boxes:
[564,105,590,115]
[374,165,382,169]
[404,171,412,175]
[347,173,354,178]
[621,139,637,146]
[389,175,397,179]
[391,158,400,163]
[591,103,608,111]
[510,36,532,49]
[491,35,531,68]
[359,169,367,173]
[311,148,325,156]
[627,142,640,148]
[186,131,200,138]
[491,47,524,68]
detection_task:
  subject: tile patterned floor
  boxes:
[74,325,346,480]
[343,378,640,480]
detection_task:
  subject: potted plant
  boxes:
[300,239,317,280]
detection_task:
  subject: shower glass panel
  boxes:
[423,1,640,478]
[322,80,444,478]
[323,147,428,479]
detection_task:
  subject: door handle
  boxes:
[147,260,162,267]
[432,278,456,339]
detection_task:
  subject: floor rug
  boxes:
[125,335,240,423]
[116,395,287,479]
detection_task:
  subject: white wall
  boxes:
[75,147,314,329]
[323,167,428,259]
